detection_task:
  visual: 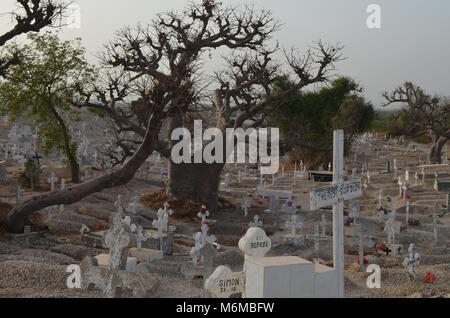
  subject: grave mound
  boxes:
[140,190,235,221]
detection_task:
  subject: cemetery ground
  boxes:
[0,112,449,298]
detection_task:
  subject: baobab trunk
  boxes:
[428,135,447,164]
[168,161,224,211]
[6,112,163,233]
[166,111,226,211]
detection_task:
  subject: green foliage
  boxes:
[371,111,392,133]
[0,32,95,175]
[268,77,375,167]
[18,158,41,189]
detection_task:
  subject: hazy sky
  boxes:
[1,0,449,108]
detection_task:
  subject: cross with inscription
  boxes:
[309,130,362,298]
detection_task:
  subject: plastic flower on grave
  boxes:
[423,272,436,284]
[199,206,207,213]
[257,200,263,205]
[406,194,411,199]
[357,257,369,265]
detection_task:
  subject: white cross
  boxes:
[241,198,250,217]
[285,215,303,235]
[358,228,364,267]
[309,130,361,297]
[403,244,421,281]
[47,172,58,191]
[59,178,66,212]
[152,208,168,255]
[248,215,263,228]
[432,214,438,242]
[114,195,125,217]
[406,198,410,225]
[135,225,148,251]
[163,202,174,232]
[378,189,383,209]
[306,225,327,258]
[14,185,25,204]
[197,207,209,224]
[152,209,167,238]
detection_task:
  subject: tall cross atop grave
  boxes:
[309,130,362,298]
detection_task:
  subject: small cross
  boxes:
[197,206,209,224]
[248,215,263,228]
[241,198,250,217]
[135,225,148,251]
[403,244,421,281]
[47,172,58,191]
[285,215,303,235]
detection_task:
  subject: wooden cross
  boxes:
[309,130,362,297]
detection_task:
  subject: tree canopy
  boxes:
[0,32,96,182]
[268,76,375,166]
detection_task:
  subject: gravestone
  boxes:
[80,217,159,297]
[205,265,246,298]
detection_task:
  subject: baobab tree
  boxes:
[383,82,450,163]
[7,0,342,232]
[0,0,66,77]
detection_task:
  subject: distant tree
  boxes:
[0,32,96,183]
[383,82,450,163]
[0,0,66,76]
[268,77,375,167]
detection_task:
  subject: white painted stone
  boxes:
[245,256,315,298]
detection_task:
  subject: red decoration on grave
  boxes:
[199,206,207,213]
[257,200,263,205]
[357,256,369,265]
[423,272,436,284]
[406,194,411,199]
